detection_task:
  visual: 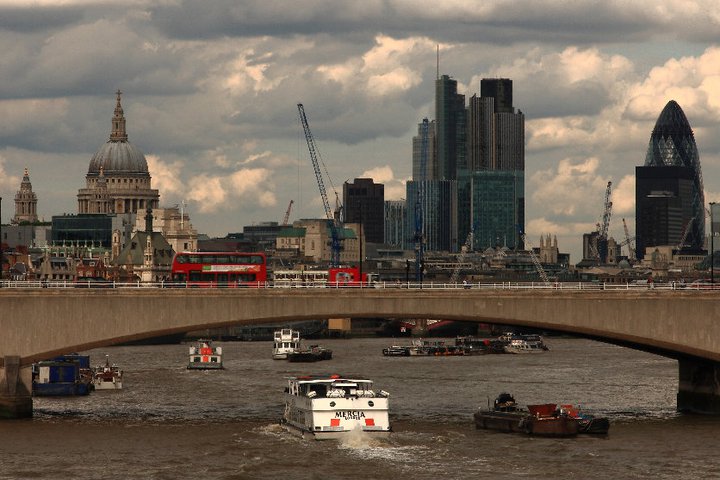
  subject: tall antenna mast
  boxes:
[436,44,439,80]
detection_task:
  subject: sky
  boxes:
[1,0,720,262]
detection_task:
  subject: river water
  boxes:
[1,337,718,480]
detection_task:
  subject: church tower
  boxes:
[12,168,38,224]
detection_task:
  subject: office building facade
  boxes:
[343,178,385,244]
[636,100,704,259]
[405,180,457,252]
[384,200,406,248]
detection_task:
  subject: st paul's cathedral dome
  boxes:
[77,90,160,215]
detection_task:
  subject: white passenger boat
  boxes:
[272,329,300,359]
[281,374,391,440]
[92,355,123,390]
[187,339,223,369]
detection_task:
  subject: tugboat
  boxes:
[280,374,391,440]
[187,339,223,369]
[559,404,610,434]
[287,345,333,362]
[272,329,300,360]
[92,355,123,390]
[474,393,578,437]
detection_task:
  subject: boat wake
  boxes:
[336,426,384,449]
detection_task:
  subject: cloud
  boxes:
[146,155,185,199]
[612,175,635,216]
[0,155,20,190]
[530,157,610,218]
[359,165,408,201]
[185,167,277,214]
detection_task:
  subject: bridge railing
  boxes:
[0,280,715,291]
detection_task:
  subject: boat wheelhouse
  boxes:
[93,355,123,390]
[273,329,300,360]
[187,339,223,369]
[281,374,391,440]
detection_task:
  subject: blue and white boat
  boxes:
[32,354,93,396]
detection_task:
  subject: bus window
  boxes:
[189,271,203,281]
[176,255,189,264]
[216,256,230,264]
[189,255,202,264]
[218,273,229,282]
[173,273,186,282]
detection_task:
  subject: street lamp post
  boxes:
[711,202,716,284]
[0,196,3,284]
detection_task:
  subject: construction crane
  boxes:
[595,181,613,263]
[621,218,636,261]
[412,118,429,282]
[281,200,294,226]
[297,104,342,267]
[521,233,550,285]
[676,216,697,251]
[450,222,477,284]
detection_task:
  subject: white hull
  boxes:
[93,380,123,390]
[280,420,391,440]
[503,347,545,354]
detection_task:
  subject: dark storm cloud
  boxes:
[0,5,84,32]
[147,0,668,45]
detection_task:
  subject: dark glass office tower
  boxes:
[343,178,385,244]
[435,75,465,181]
[635,100,704,259]
[481,78,513,114]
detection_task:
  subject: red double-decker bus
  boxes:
[170,252,267,286]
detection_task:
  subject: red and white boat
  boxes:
[92,355,123,390]
[281,374,391,440]
[187,339,223,369]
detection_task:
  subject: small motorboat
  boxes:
[92,355,123,390]
[287,345,333,362]
[187,339,223,369]
[272,329,300,360]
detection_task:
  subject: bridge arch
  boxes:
[1,288,720,416]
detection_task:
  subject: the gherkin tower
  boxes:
[636,100,704,259]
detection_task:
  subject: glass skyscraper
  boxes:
[463,79,525,250]
[636,100,704,259]
[405,180,457,252]
[471,170,524,250]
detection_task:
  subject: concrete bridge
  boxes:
[2,287,720,417]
